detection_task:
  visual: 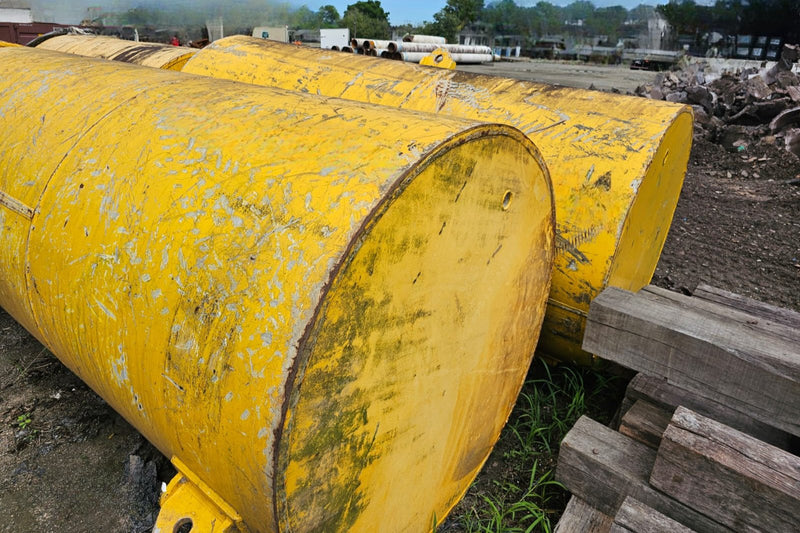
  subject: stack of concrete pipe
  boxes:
[396,43,493,64]
[0,34,693,533]
[402,34,447,44]
[347,36,492,63]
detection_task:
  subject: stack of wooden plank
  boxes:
[554,284,800,532]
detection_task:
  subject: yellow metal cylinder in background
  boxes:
[182,35,694,365]
[36,34,196,70]
[0,47,554,532]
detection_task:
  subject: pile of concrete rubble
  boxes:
[635,44,800,157]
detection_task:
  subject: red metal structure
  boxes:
[0,22,72,45]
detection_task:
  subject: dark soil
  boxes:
[0,315,171,533]
[1,132,798,531]
[653,136,800,310]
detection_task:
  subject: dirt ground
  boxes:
[458,59,658,92]
[1,60,799,532]
[653,135,800,310]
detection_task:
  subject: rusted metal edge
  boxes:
[0,190,34,219]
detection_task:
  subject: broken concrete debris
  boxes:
[635,44,800,158]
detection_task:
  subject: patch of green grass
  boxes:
[16,412,32,430]
[439,359,628,532]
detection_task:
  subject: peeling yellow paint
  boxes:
[0,47,554,533]
[181,35,694,365]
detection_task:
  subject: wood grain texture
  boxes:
[625,373,793,450]
[554,496,613,533]
[619,400,672,449]
[691,283,800,334]
[642,285,799,345]
[584,286,800,436]
[612,496,696,533]
[650,407,800,533]
[556,416,731,533]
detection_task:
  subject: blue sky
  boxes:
[299,1,665,26]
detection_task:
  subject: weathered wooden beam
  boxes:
[583,286,800,437]
[556,416,731,533]
[554,496,613,533]
[625,373,794,450]
[686,284,800,341]
[610,496,696,533]
[619,400,672,450]
[651,407,800,533]
[640,285,799,346]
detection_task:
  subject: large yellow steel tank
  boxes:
[0,47,554,532]
[182,35,694,364]
[36,34,196,70]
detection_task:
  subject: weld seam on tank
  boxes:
[22,80,186,342]
[546,298,589,317]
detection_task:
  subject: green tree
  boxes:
[343,1,391,38]
[711,0,743,35]
[587,6,628,42]
[422,11,458,43]
[345,1,390,21]
[484,0,522,33]
[446,0,485,25]
[318,5,341,27]
[290,6,320,29]
[658,0,701,35]
[531,1,563,36]
[426,0,485,43]
[563,1,595,23]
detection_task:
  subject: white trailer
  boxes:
[320,28,349,50]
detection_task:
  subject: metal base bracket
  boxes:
[153,457,248,533]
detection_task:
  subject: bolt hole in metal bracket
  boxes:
[154,457,248,533]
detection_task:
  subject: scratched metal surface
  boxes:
[277,133,554,531]
[0,47,554,532]
[182,35,694,365]
[37,34,196,70]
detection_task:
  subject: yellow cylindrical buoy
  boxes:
[36,34,196,70]
[0,47,554,532]
[182,35,694,364]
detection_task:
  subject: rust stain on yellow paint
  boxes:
[182,36,694,365]
[0,190,34,219]
[0,47,553,532]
